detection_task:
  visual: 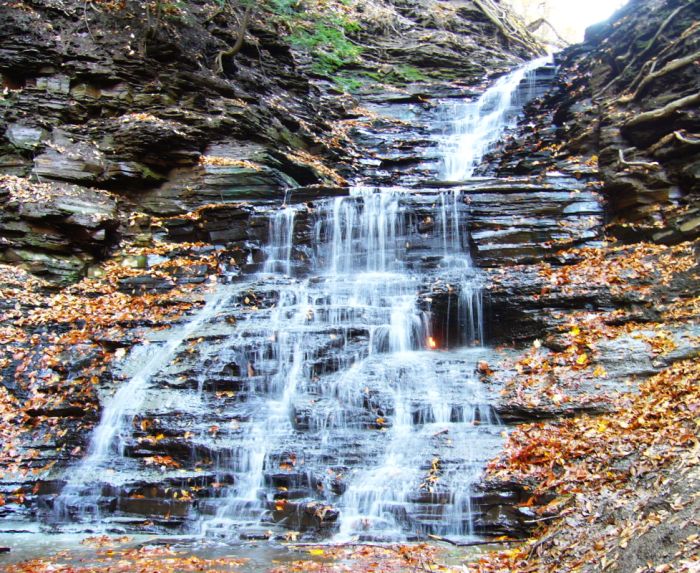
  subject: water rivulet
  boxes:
[48,58,579,542]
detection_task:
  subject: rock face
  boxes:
[346,0,542,82]
[0,175,119,282]
[0,0,348,279]
[491,0,699,244]
[0,0,542,284]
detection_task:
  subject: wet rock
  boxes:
[270,500,339,531]
[112,115,203,168]
[495,403,611,424]
[6,123,49,151]
[471,480,537,538]
[33,141,105,184]
[118,497,191,519]
[660,325,700,365]
[239,529,273,540]
[465,179,604,267]
[138,162,297,216]
[25,406,87,418]
[117,275,176,294]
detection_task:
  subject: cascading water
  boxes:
[440,56,551,181]
[263,206,296,276]
[49,58,551,542]
[53,289,233,522]
[191,185,493,541]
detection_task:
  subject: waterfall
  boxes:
[193,185,495,541]
[440,56,551,180]
[263,206,296,276]
[49,58,553,543]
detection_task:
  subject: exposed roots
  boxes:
[214,4,253,75]
[618,148,661,170]
[472,0,544,55]
[624,92,700,129]
[620,49,700,102]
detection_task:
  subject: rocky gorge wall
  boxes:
[0,0,698,570]
[492,0,699,244]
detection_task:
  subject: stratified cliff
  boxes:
[0,0,541,283]
[493,0,699,244]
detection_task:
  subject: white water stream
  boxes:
[53,289,233,521]
[52,58,548,541]
[441,56,551,180]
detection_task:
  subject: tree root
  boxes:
[674,130,700,145]
[633,2,693,71]
[622,49,700,102]
[597,1,693,97]
[472,0,543,55]
[618,148,661,170]
[619,22,700,101]
[624,92,700,129]
[647,130,700,155]
[214,4,253,75]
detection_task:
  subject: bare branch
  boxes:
[527,17,570,47]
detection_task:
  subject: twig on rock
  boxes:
[527,524,563,560]
[427,534,520,547]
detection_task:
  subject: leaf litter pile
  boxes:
[468,240,699,573]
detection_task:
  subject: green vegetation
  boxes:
[333,74,365,93]
[289,23,362,75]
[264,0,363,78]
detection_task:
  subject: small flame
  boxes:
[427,336,437,349]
